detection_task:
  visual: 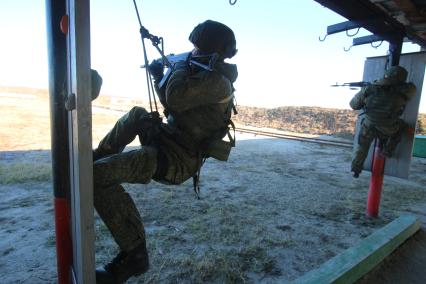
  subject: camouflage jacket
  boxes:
[349,81,416,131]
[153,60,238,184]
[157,60,237,149]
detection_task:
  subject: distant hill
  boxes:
[2,86,425,136]
[234,105,426,137]
[234,106,358,139]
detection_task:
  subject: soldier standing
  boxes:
[93,20,238,283]
[350,65,416,178]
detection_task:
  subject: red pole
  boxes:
[366,143,386,217]
[365,42,401,218]
[54,198,73,283]
[46,2,73,283]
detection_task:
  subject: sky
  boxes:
[0,0,425,112]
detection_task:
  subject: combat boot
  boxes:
[351,165,362,179]
[96,243,149,284]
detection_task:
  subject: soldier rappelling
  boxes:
[93,19,239,283]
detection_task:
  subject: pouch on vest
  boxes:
[204,139,233,161]
[203,120,236,161]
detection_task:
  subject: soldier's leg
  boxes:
[383,120,407,158]
[352,123,375,177]
[94,106,148,160]
[94,147,157,250]
[93,147,157,282]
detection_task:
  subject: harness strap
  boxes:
[192,155,206,199]
[191,119,236,199]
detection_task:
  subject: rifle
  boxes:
[331,81,370,89]
[143,52,219,88]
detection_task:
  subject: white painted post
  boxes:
[66,0,95,282]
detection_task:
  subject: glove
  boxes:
[148,60,164,81]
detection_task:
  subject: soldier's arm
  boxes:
[165,67,233,112]
[349,87,368,110]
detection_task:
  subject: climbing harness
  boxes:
[192,155,206,199]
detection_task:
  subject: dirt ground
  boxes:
[1,93,426,283]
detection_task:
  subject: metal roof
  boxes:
[314,0,426,48]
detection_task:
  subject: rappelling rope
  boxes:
[132,0,158,113]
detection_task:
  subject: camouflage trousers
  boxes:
[93,106,158,252]
[351,119,406,174]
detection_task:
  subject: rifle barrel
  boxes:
[330,81,369,88]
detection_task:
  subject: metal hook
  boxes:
[371,40,384,49]
[343,44,353,52]
[346,27,360,37]
[318,34,328,42]
[229,0,237,5]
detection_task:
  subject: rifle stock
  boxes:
[151,52,218,88]
[156,52,191,68]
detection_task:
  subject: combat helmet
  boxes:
[189,20,237,59]
[384,66,408,83]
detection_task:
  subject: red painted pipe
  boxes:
[366,145,386,217]
[54,198,73,284]
[47,1,73,281]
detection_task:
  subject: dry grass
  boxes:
[235,105,426,137]
[0,92,124,151]
[0,161,51,184]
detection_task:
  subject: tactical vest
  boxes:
[163,62,237,197]
[164,60,237,161]
[364,84,407,126]
[165,92,236,161]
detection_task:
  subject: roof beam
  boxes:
[315,0,405,43]
[352,34,385,46]
[314,0,426,47]
[326,21,362,35]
